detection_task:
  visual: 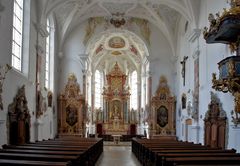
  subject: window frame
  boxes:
[131,71,138,110]
[95,70,102,109]
[11,0,24,72]
[45,18,50,89]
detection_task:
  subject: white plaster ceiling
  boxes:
[39,0,199,57]
[86,30,147,73]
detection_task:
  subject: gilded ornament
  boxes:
[229,43,237,53]
[228,61,235,77]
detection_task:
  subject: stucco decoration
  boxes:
[101,2,134,14]
[130,18,151,45]
[83,17,105,45]
[108,36,125,48]
[0,64,11,110]
[111,51,122,56]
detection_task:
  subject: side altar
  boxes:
[150,76,176,138]
[96,63,136,135]
[58,74,85,137]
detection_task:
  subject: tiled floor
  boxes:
[95,144,141,166]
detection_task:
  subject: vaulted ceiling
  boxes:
[37,0,200,57]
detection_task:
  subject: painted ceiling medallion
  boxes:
[108,36,125,48]
[111,51,122,56]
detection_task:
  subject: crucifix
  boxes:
[180,56,188,86]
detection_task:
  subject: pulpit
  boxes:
[150,76,176,138]
[58,74,85,137]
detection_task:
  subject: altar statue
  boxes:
[112,104,120,119]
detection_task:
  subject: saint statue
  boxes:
[112,104,120,119]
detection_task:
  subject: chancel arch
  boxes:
[85,29,150,136]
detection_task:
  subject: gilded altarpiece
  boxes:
[58,74,85,137]
[101,63,131,135]
[150,76,176,138]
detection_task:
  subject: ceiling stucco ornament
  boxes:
[95,44,104,54]
[108,36,126,49]
[86,29,149,72]
[101,2,134,14]
[129,18,151,45]
[129,35,147,57]
[42,0,197,58]
[83,17,105,45]
[111,51,122,56]
[83,16,151,48]
[110,12,126,28]
[86,29,149,58]
[104,34,129,51]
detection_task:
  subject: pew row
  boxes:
[0,137,103,166]
[132,138,240,166]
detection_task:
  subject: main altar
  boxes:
[96,63,134,135]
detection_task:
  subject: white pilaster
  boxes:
[229,125,240,152]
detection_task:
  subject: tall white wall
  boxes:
[176,0,239,152]
[0,0,36,145]
[149,24,175,96]
[0,0,57,147]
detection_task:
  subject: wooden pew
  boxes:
[0,159,71,166]
[132,138,240,166]
[165,156,240,166]
[1,137,103,166]
[159,152,240,166]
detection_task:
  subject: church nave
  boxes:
[96,145,141,166]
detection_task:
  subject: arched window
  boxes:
[95,70,102,108]
[45,18,50,88]
[12,0,24,71]
[11,0,30,75]
[44,16,55,90]
[131,71,138,110]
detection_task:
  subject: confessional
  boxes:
[204,92,227,149]
[8,85,30,145]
